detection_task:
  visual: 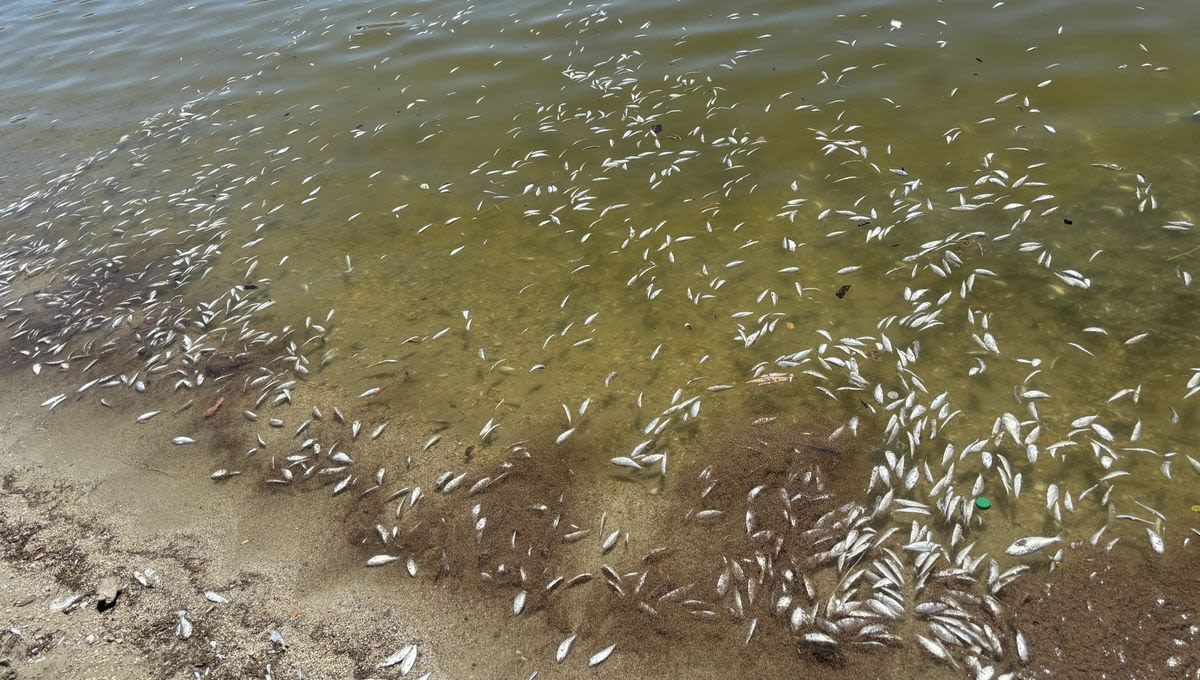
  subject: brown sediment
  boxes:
[558,398,900,677]
[1000,544,1200,678]
[365,385,937,678]
[380,431,582,608]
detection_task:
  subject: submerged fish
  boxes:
[1005,535,1060,556]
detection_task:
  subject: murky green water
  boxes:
[2,0,1199,675]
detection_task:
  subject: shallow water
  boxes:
[2,0,1199,676]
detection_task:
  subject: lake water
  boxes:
[2,0,1198,676]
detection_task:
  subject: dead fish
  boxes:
[359,387,381,398]
[378,646,411,669]
[43,394,67,410]
[802,632,838,647]
[745,618,758,646]
[442,472,468,493]
[610,456,642,469]
[175,611,193,639]
[917,635,957,668]
[588,644,616,667]
[1005,535,1060,556]
[602,531,620,553]
[1147,528,1165,554]
[368,555,400,567]
[378,644,415,669]
[747,373,791,386]
[50,593,82,612]
[565,573,594,588]
[513,590,527,615]
[1186,455,1200,476]
[1001,413,1021,443]
[133,569,159,589]
[172,436,195,445]
[136,411,160,423]
[556,634,577,662]
[563,529,591,543]
[480,418,499,442]
[399,646,419,675]
[204,591,228,604]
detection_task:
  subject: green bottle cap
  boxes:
[975,496,991,510]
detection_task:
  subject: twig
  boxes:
[1167,244,1200,261]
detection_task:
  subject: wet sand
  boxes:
[1002,546,1200,678]
[0,373,448,678]
[0,361,945,679]
[2,342,1197,679]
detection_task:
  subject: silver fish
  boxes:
[175,611,193,639]
[1146,528,1165,554]
[513,590,527,615]
[588,644,616,667]
[378,644,414,669]
[556,634,576,663]
[1005,535,1059,556]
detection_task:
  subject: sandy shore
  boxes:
[0,362,950,680]
[1,354,1194,679]
[0,375,445,678]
